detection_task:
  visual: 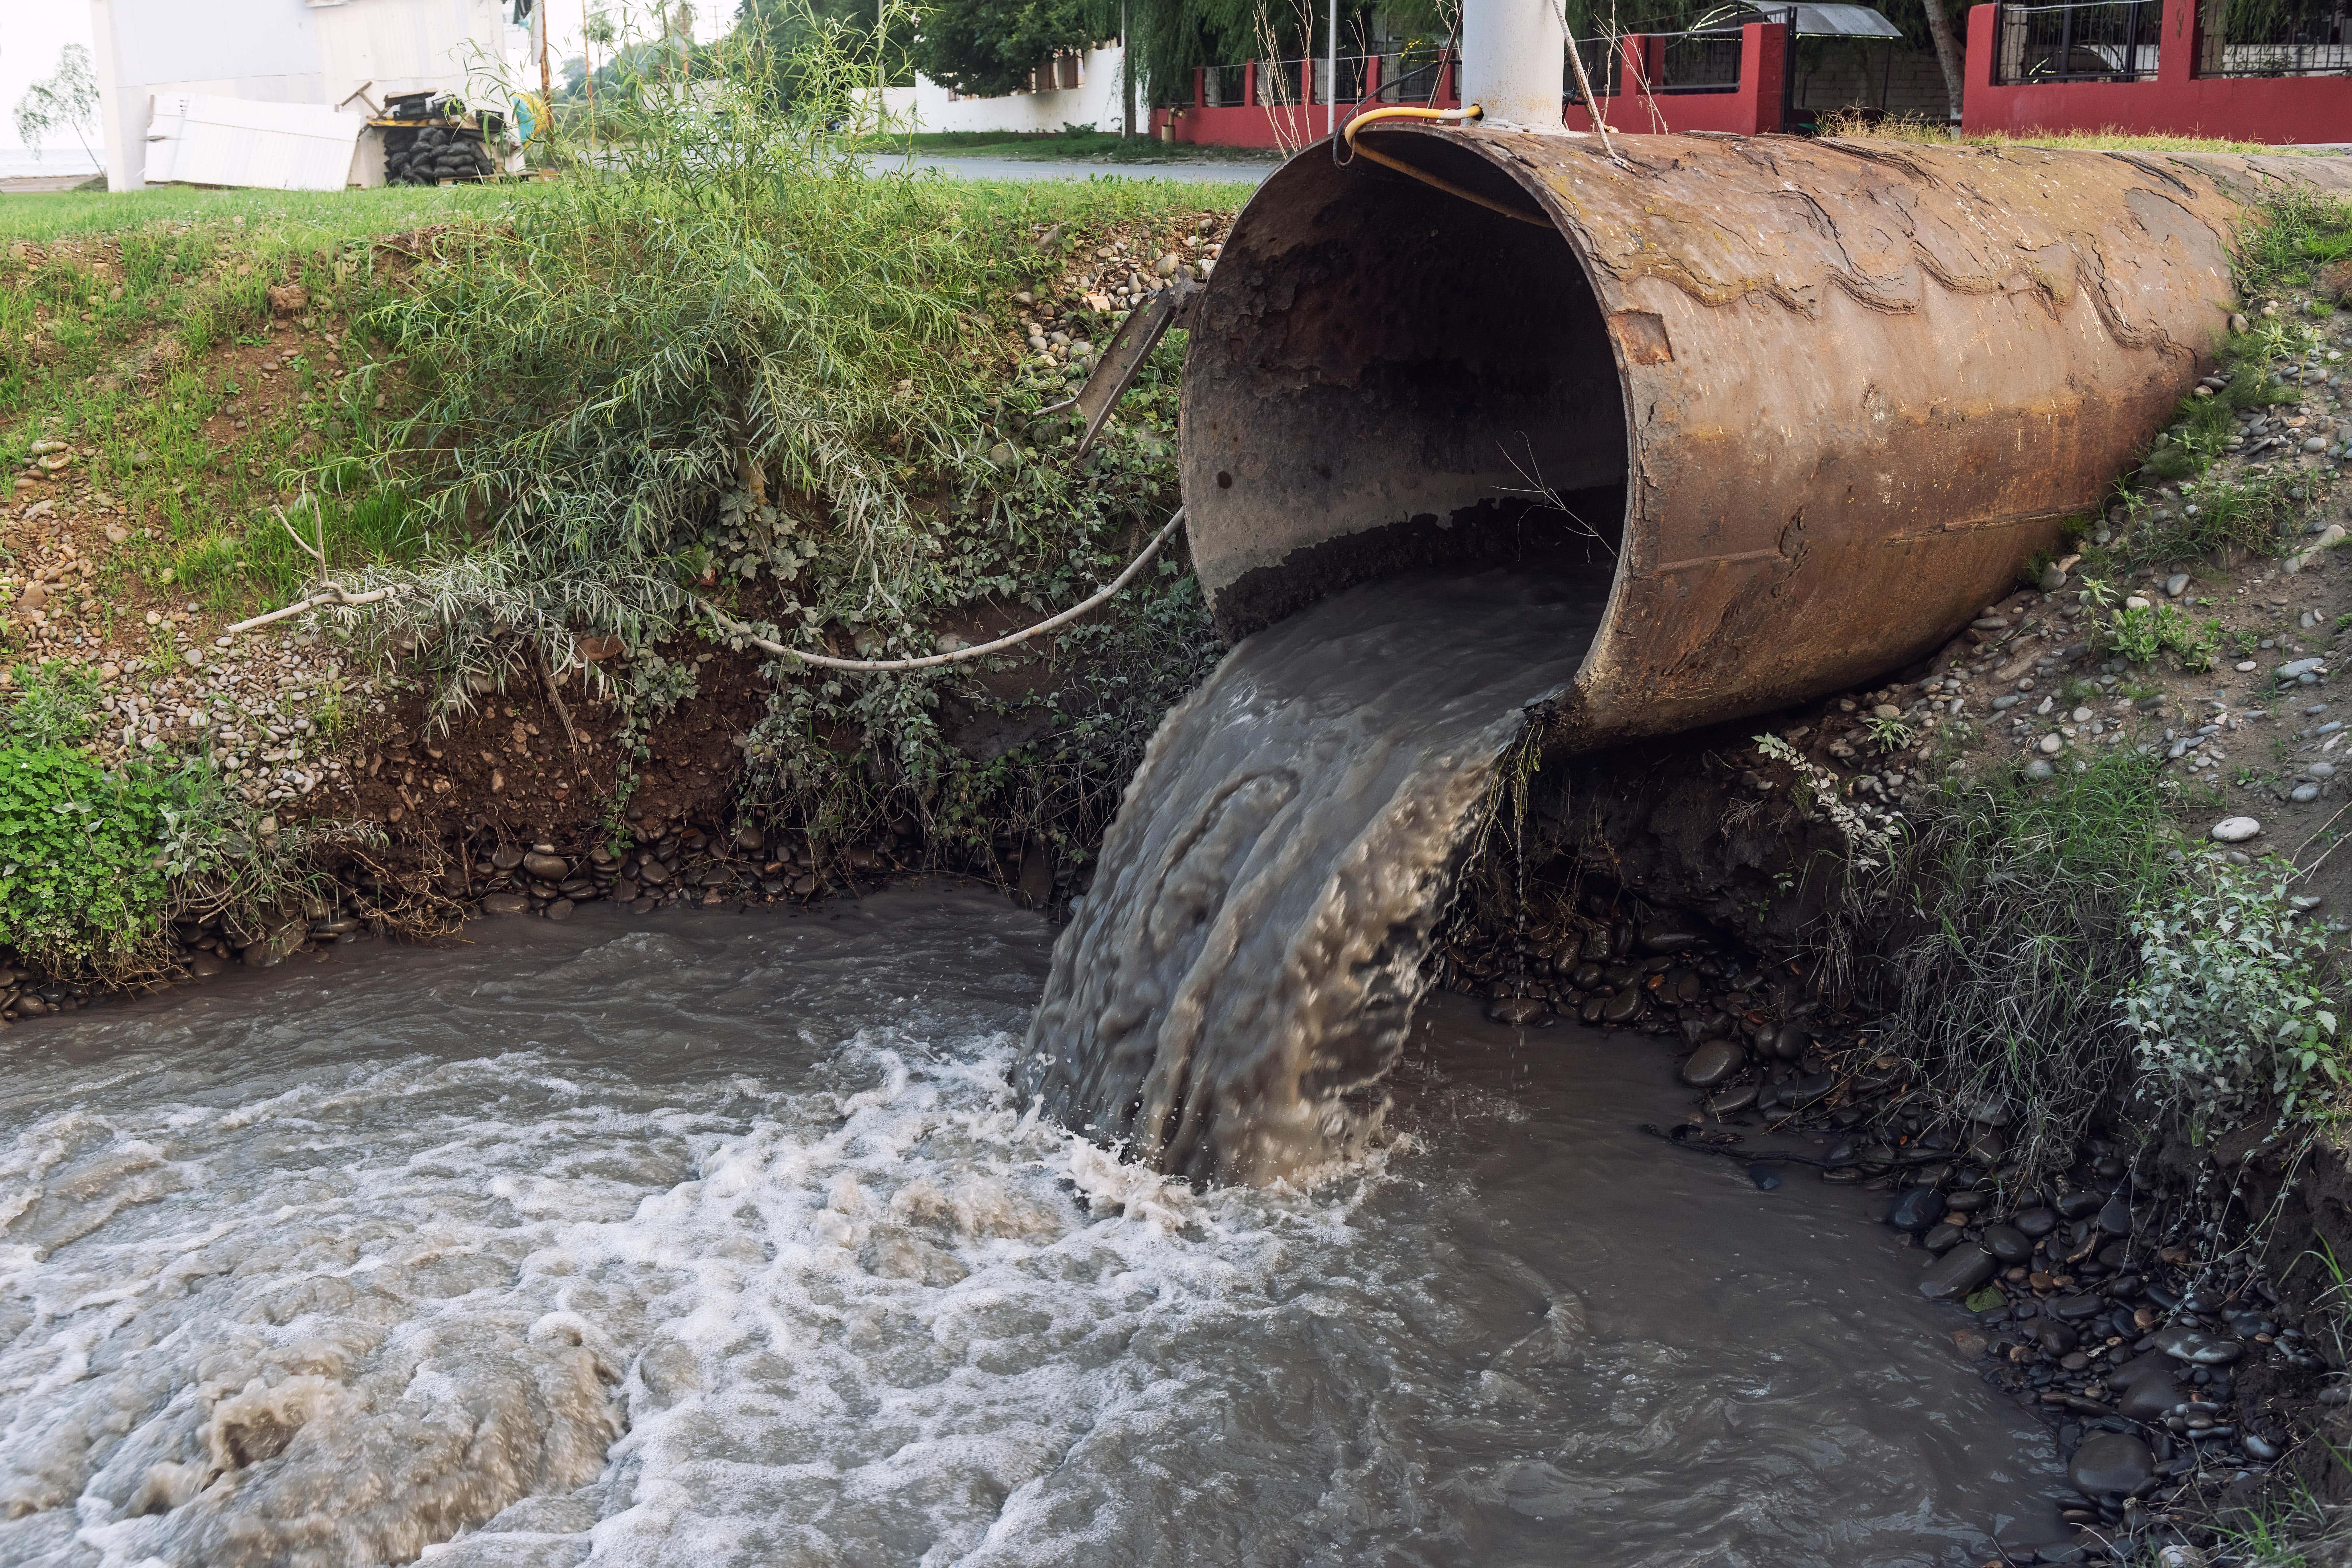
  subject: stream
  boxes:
[0,890,2066,1566]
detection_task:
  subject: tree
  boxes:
[912,0,1113,98]
[13,44,99,165]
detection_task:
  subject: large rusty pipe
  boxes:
[1179,131,2352,752]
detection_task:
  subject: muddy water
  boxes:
[0,892,2061,1566]
[1022,571,1611,1186]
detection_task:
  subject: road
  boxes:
[863,152,1278,185]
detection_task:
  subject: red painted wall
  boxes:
[1961,0,2352,143]
[1155,23,1789,146]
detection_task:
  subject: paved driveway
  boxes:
[864,152,1277,185]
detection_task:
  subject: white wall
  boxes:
[88,0,521,191]
[895,43,1130,135]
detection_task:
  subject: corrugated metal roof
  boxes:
[1784,4,1908,37]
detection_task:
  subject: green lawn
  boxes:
[0,181,524,248]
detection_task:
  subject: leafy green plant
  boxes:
[2119,857,2342,1134]
[0,745,178,974]
[1865,713,1916,751]
[2099,602,2220,671]
[2,660,103,747]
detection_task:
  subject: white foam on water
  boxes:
[0,907,2062,1567]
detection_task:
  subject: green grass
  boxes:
[1846,746,2189,1178]
[0,183,517,248]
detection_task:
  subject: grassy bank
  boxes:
[0,41,1253,983]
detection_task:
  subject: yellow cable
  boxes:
[1339,103,1552,229]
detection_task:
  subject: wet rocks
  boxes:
[2067,1432,2155,1496]
[2153,1326,2243,1365]
[1886,1186,1944,1232]
[481,892,530,916]
[1680,1039,1743,1088]
[1983,1224,2033,1264]
[1486,994,1554,1028]
[1919,1245,1998,1301]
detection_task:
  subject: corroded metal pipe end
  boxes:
[1180,129,2352,751]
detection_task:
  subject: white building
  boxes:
[873,42,1130,136]
[86,0,523,191]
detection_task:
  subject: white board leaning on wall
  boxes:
[142,94,368,191]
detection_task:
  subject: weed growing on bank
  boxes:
[1848,747,2349,1171]
[308,9,1238,872]
[0,666,360,979]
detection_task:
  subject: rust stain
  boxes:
[1609,310,1674,365]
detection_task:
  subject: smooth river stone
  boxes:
[1983,1224,2033,1263]
[2067,1432,2156,1496]
[2154,1326,2244,1365]
[1886,1186,1944,1232]
[1600,988,1646,1026]
[1679,1040,1742,1087]
[1705,1083,1759,1116]
[1486,995,1553,1027]
[2097,1195,2133,1235]
[2014,1207,2059,1238]
[1923,1223,1964,1254]
[2117,1370,2182,1421]
[1919,1246,1998,1301]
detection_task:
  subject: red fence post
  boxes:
[1741,20,1788,132]
[1244,58,1258,106]
[1962,3,1996,132]
[1193,65,1205,108]
[2161,0,2197,84]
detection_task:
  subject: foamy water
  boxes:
[0,889,2064,1566]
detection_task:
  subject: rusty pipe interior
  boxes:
[1179,129,2352,752]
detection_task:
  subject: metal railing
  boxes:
[1200,63,1243,106]
[1372,51,1450,102]
[1254,57,1309,106]
[2197,0,2352,75]
[1565,37,1622,100]
[1656,28,1746,91]
[1992,0,2161,82]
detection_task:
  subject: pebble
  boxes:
[2277,657,2326,681]
[1485,994,1553,1027]
[2014,1207,2059,1237]
[1983,1223,2032,1263]
[2153,1325,2244,1365]
[522,851,569,880]
[1923,1223,1964,1253]
[2066,1431,2155,1496]
[1917,1245,1998,1301]
[480,892,530,916]
[1705,1083,1758,1116]
[2294,783,2322,802]
[2037,734,2064,755]
[1679,1039,1742,1087]
[2210,816,2262,843]
[1886,1185,1945,1232]
[2165,573,2191,597]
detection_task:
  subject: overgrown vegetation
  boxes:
[0,662,347,978]
[303,15,1238,868]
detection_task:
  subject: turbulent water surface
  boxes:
[1022,571,1614,1185]
[0,890,2064,1566]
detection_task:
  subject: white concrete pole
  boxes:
[1459,0,1566,130]
[1326,0,1337,140]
